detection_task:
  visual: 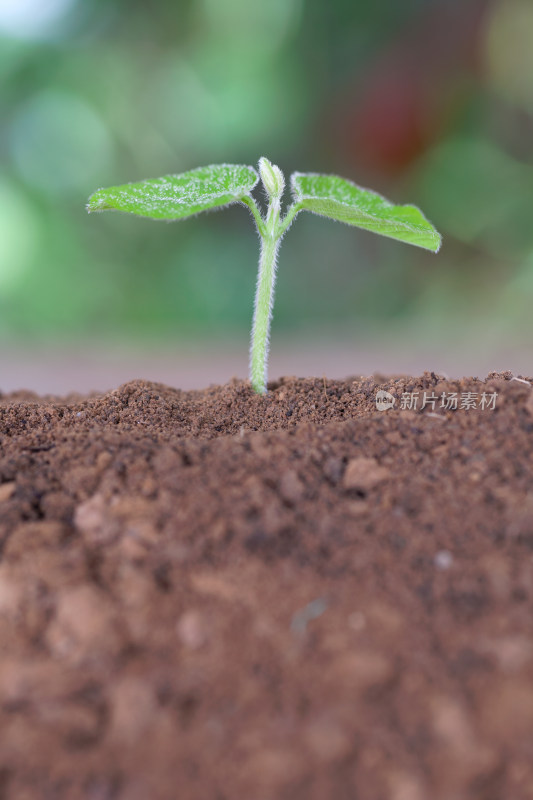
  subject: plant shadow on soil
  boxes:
[1,370,533,799]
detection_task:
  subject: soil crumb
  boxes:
[1,371,533,799]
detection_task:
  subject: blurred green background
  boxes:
[1,0,533,387]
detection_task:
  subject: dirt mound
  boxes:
[1,371,533,799]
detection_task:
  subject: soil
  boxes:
[1,370,533,800]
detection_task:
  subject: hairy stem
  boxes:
[241,195,266,237]
[250,230,281,393]
[249,158,289,394]
[277,202,301,237]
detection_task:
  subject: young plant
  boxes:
[87,158,441,394]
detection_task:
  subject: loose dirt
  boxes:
[1,371,533,799]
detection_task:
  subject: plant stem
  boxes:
[250,227,281,394]
[277,201,301,237]
[249,159,300,394]
[241,195,266,237]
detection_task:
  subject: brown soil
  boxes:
[1,371,533,799]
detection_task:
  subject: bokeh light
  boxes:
[0,0,76,40]
[0,177,38,291]
[9,90,112,196]
[485,0,533,111]
[199,0,303,57]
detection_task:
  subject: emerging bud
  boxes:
[258,157,285,200]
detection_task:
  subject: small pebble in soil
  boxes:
[342,457,389,492]
[176,609,209,650]
[291,597,328,635]
[434,550,454,570]
[0,482,16,502]
[348,611,367,631]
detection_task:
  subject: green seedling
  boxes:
[87,158,441,394]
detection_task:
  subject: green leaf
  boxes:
[87,163,259,220]
[291,172,441,252]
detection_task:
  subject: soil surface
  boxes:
[1,371,533,799]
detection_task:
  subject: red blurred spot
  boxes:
[332,0,492,176]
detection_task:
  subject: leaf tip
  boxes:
[86,193,109,213]
[430,229,443,254]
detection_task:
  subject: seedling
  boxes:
[87,158,441,394]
